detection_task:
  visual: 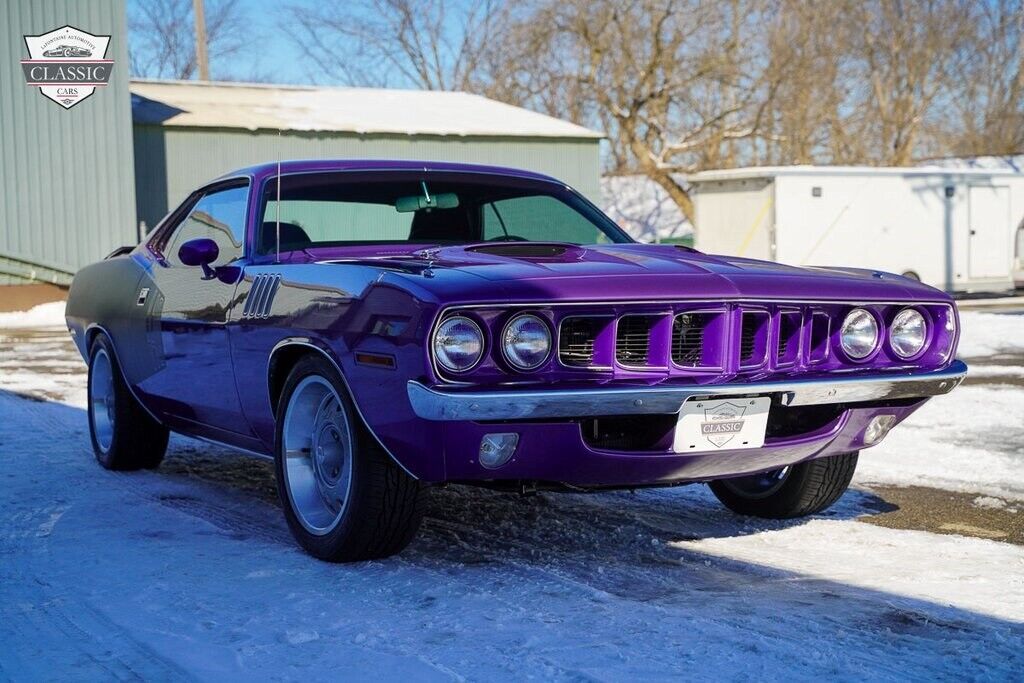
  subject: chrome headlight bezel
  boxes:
[432,315,485,373]
[501,313,552,371]
[839,307,880,361]
[889,308,928,359]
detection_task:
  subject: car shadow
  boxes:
[5,389,1022,678]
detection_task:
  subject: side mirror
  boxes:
[178,238,219,280]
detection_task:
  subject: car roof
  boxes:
[213,159,565,186]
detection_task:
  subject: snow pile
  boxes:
[674,520,1024,622]
[601,174,692,243]
[0,301,66,329]
[957,311,1024,358]
[857,383,1024,500]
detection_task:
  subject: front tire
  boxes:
[709,452,859,519]
[87,335,169,470]
[274,355,428,562]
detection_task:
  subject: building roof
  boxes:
[688,165,1022,182]
[129,79,603,140]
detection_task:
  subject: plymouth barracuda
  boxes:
[65,160,967,561]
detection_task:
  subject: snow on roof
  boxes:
[129,79,603,140]
[601,174,692,242]
[924,155,1024,172]
[688,164,1023,182]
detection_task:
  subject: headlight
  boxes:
[501,314,551,370]
[840,308,878,360]
[433,316,484,373]
[890,308,927,358]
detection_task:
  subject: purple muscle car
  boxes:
[66,160,967,562]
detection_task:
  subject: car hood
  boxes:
[317,243,951,304]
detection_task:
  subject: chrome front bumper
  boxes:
[407,360,968,422]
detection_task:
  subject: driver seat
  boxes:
[260,222,312,253]
[408,207,475,242]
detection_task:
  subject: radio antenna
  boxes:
[275,130,282,263]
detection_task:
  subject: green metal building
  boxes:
[1,9,602,288]
[0,0,136,285]
[130,80,603,234]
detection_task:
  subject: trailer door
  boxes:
[968,185,1010,279]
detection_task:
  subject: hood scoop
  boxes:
[467,243,581,261]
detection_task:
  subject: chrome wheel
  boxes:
[89,348,116,453]
[281,376,354,536]
[720,466,790,500]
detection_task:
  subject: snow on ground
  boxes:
[674,520,1024,621]
[1,391,1022,680]
[0,300,65,328]
[2,302,1024,678]
[957,311,1024,358]
[856,383,1024,500]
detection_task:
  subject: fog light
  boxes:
[479,433,519,469]
[864,414,896,445]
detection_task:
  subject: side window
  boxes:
[164,185,249,266]
[482,195,609,244]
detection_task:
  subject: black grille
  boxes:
[616,316,654,366]
[672,313,710,366]
[739,312,767,366]
[559,318,597,367]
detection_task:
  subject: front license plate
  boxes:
[673,397,771,453]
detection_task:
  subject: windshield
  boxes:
[256,171,631,254]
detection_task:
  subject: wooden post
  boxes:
[193,0,209,81]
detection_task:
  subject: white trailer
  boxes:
[689,166,1024,292]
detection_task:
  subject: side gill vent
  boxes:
[559,317,598,367]
[616,315,655,366]
[243,274,282,319]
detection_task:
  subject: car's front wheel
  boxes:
[87,335,169,470]
[708,452,859,519]
[274,355,428,562]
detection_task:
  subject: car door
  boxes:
[139,181,251,436]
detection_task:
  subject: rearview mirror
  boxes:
[395,192,459,213]
[178,237,219,279]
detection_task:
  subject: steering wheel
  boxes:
[486,235,529,242]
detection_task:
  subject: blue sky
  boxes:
[242,0,309,84]
[128,0,438,86]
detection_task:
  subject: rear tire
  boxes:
[709,452,859,519]
[87,335,169,470]
[274,355,428,562]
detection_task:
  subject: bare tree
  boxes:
[271,0,1024,224]
[283,0,511,90]
[491,0,782,223]
[129,0,248,80]
[842,0,977,165]
[947,0,1024,156]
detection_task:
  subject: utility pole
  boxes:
[193,0,210,81]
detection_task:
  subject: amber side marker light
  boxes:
[354,352,397,369]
